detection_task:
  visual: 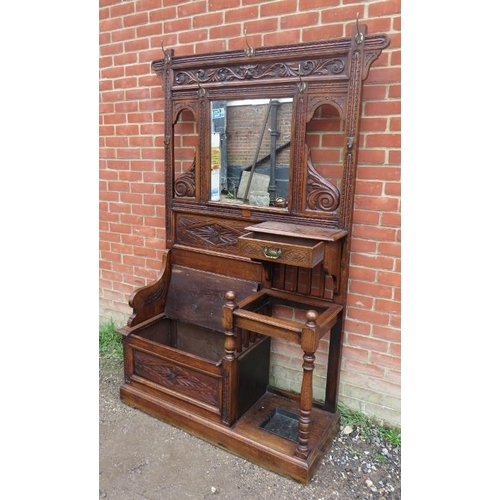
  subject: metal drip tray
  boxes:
[259,407,299,443]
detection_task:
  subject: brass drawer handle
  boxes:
[263,247,283,259]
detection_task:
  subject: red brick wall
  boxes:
[99,0,401,427]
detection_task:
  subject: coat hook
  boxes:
[355,13,364,44]
[244,28,254,57]
[297,63,307,93]
[161,40,171,63]
[195,71,206,97]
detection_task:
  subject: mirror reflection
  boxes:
[210,99,292,207]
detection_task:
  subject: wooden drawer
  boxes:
[238,232,324,268]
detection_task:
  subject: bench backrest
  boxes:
[164,265,259,333]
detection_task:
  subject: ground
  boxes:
[99,357,401,499]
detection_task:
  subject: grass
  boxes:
[99,319,124,361]
[338,403,401,448]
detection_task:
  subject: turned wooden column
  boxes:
[222,291,238,426]
[295,310,318,460]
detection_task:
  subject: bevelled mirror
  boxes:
[209,98,293,208]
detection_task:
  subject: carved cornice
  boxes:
[174,57,346,87]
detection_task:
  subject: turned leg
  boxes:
[222,291,238,426]
[295,350,315,459]
[295,310,319,460]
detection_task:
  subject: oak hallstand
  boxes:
[118,22,390,483]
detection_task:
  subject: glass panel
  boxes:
[210,99,292,208]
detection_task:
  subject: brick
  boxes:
[281,12,319,30]
[209,0,240,9]
[372,325,400,343]
[343,358,385,378]
[364,100,401,116]
[126,62,151,77]
[111,27,136,43]
[378,242,401,257]
[350,237,377,253]
[225,6,258,23]
[263,29,301,47]
[348,333,389,354]
[245,18,279,35]
[381,212,401,227]
[354,180,383,196]
[178,0,207,17]
[377,270,400,287]
[352,224,398,242]
[349,280,393,299]
[375,298,400,315]
[359,117,389,132]
[365,133,401,148]
[350,253,395,271]
[347,266,376,282]
[384,182,401,196]
[357,149,386,164]
[371,351,400,370]
[346,293,374,309]
[193,12,223,28]
[114,52,138,66]
[321,5,359,24]
[363,17,392,35]
[210,23,242,41]
[179,29,209,44]
[352,210,380,225]
[303,24,344,42]
[358,166,400,181]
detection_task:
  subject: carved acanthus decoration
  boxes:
[306,154,341,212]
[174,160,196,197]
[174,57,346,86]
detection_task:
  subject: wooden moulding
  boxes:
[120,385,340,484]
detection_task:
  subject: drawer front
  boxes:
[238,234,324,268]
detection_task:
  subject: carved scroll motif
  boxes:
[174,57,346,86]
[174,160,196,197]
[306,155,341,212]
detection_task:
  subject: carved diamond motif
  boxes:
[187,223,240,247]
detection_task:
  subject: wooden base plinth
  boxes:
[120,383,340,484]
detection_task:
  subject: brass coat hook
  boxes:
[297,63,307,93]
[244,28,254,57]
[195,71,206,97]
[161,40,171,63]
[355,13,364,44]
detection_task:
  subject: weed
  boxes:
[373,452,387,463]
[99,319,124,361]
[338,403,401,448]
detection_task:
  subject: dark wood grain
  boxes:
[119,24,390,484]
